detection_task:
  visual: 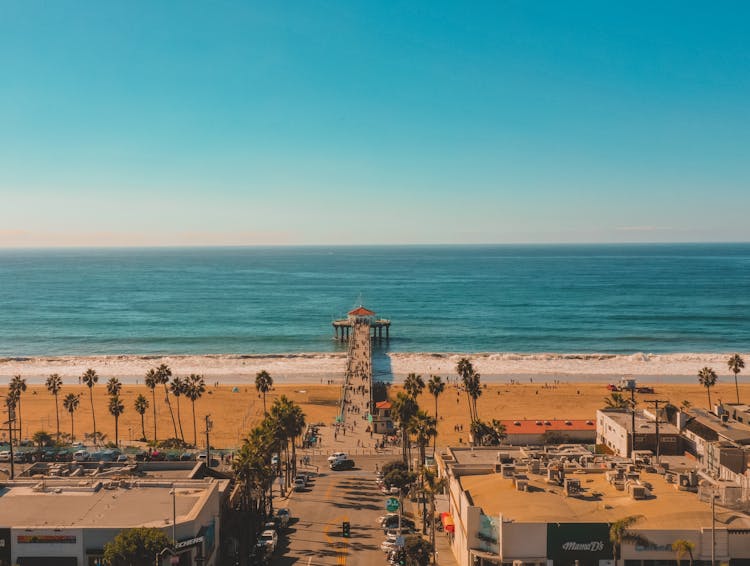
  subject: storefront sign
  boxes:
[17,535,76,544]
[547,523,612,564]
[175,536,204,550]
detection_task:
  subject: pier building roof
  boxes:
[348,306,375,316]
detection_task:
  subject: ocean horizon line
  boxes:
[1,241,750,252]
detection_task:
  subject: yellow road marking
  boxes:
[322,475,349,565]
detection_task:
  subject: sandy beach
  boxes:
[2,379,748,450]
[1,351,746,385]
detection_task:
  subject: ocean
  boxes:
[0,244,748,357]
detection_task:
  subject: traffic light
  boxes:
[342,521,350,538]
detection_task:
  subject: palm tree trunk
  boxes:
[291,438,297,484]
[140,412,146,440]
[55,393,60,441]
[89,389,97,444]
[433,395,439,454]
[707,387,712,409]
[192,400,197,447]
[17,398,22,442]
[115,415,119,447]
[175,396,185,442]
[735,371,740,404]
[163,385,179,439]
[70,413,74,441]
[151,389,158,443]
[262,392,267,415]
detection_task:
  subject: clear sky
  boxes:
[1,1,748,246]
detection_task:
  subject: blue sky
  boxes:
[1,1,748,246]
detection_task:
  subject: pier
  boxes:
[332,306,391,342]
[336,305,387,420]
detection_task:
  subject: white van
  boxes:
[327,452,347,463]
[73,449,89,462]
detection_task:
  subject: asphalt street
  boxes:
[273,455,393,566]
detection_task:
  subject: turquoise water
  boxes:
[0,244,748,356]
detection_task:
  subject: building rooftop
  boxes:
[503,419,595,434]
[0,479,222,528]
[461,470,750,530]
[602,410,680,435]
[687,408,750,444]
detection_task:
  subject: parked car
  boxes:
[116,454,129,463]
[330,459,355,471]
[381,515,415,531]
[294,473,308,486]
[0,451,11,462]
[13,452,28,463]
[73,449,89,462]
[276,508,291,528]
[257,530,278,553]
[327,452,347,463]
[385,526,414,537]
[293,478,306,491]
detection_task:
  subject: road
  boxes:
[274,455,392,566]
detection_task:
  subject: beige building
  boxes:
[0,475,229,566]
[437,445,750,566]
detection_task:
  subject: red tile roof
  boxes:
[348,306,376,316]
[502,419,595,434]
[375,401,392,410]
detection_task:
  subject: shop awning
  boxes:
[440,512,455,533]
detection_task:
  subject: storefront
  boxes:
[12,529,83,566]
[0,528,11,566]
[546,523,613,566]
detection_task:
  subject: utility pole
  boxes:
[644,399,669,465]
[5,399,16,480]
[204,414,212,468]
[712,486,716,566]
[623,380,637,458]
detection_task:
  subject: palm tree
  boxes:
[155,364,179,440]
[672,539,695,566]
[728,354,745,404]
[145,369,159,442]
[404,373,425,400]
[408,410,437,467]
[698,367,718,409]
[457,358,474,420]
[610,515,650,566]
[106,377,122,397]
[81,369,99,443]
[45,373,63,441]
[169,376,186,442]
[457,358,482,422]
[63,393,81,441]
[184,374,206,447]
[255,370,273,415]
[392,391,419,466]
[9,375,27,441]
[108,395,125,447]
[604,392,631,409]
[270,396,306,487]
[427,375,445,453]
[134,394,149,441]
[232,424,277,556]
[5,390,18,446]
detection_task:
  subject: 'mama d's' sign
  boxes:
[546,523,612,564]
